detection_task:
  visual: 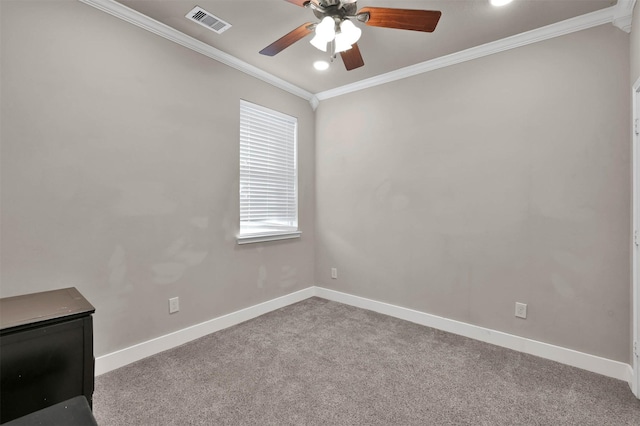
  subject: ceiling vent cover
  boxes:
[185,6,231,34]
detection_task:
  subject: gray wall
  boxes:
[315,25,631,362]
[0,0,634,366]
[0,0,315,357]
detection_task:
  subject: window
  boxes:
[238,100,300,244]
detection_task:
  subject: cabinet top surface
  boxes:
[0,287,95,331]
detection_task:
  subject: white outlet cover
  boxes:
[169,297,180,314]
[515,302,527,319]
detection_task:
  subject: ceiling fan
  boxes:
[259,0,442,71]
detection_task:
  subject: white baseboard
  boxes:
[96,285,633,386]
[314,287,633,383]
[95,287,315,375]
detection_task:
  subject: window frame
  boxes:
[237,100,301,245]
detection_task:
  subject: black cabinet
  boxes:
[0,288,95,424]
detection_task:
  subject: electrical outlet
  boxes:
[331,268,337,279]
[515,302,527,319]
[169,297,180,314]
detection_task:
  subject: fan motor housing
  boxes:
[313,1,357,20]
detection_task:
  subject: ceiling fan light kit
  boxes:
[333,34,353,53]
[309,17,361,54]
[336,20,362,51]
[310,34,329,52]
[316,16,335,40]
[261,0,441,71]
[309,16,335,52]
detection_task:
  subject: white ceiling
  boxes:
[114,0,618,94]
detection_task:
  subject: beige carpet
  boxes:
[94,297,640,425]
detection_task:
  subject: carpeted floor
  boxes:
[94,297,640,425]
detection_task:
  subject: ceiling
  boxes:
[116,0,617,94]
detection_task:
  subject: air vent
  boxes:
[185,6,231,34]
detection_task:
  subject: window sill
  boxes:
[236,231,301,245]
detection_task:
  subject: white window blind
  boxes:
[239,100,298,242]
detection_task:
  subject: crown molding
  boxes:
[315,6,619,102]
[79,1,633,108]
[77,0,315,107]
[613,0,637,33]
[309,95,320,111]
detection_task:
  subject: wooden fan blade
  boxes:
[259,23,314,56]
[358,7,441,32]
[340,43,364,71]
[284,0,310,7]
